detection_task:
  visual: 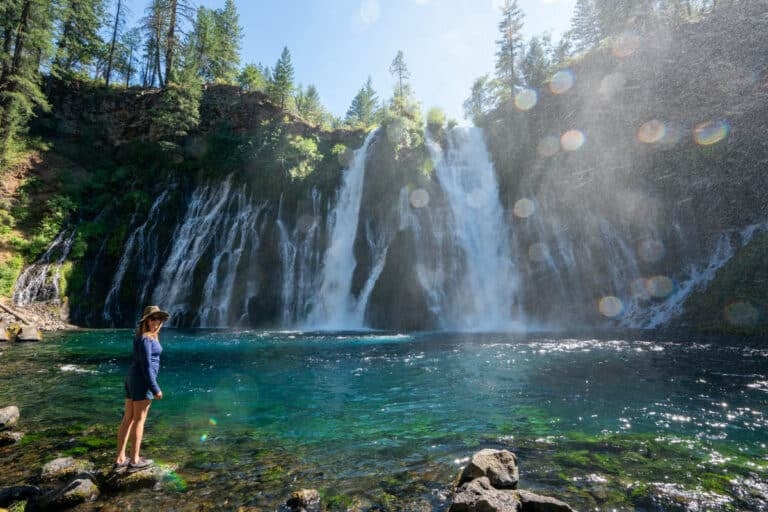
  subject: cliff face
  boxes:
[17,4,768,333]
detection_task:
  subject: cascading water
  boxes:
[152,176,268,327]
[277,189,323,326]
[103,191,170,324]
[426,127,522,330]
[12,229,76,306]
[304,130,378,329]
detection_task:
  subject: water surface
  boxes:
[1,330,766,510]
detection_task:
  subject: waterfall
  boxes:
[304,130,378,329]
[428,127,521,330]
[12,229,76,306]
[152,176,267,327]
[277,189,323,326]
[103,191,170,325]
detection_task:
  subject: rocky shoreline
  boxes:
[0,300,77,334]
[1,404,575,512]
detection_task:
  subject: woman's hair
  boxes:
[134,319,151,339]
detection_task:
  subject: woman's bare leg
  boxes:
[116,399,134,464]
[129,399,152,463]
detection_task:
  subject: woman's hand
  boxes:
[154,391,163,400]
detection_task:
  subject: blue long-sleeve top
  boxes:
[127,334,163,395]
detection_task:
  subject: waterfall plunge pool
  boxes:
[1,330,766,510]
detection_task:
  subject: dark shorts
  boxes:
[124,375,154,401]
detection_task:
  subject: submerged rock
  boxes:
[38,474,100,509]
[40,457,95,482]
[16,325,42,342]
[450,476,522,512]
[281,488,322,512]
[0,485,42,508]
[102,462,177,492]
[0,406,19,430]
[0,431,24,446]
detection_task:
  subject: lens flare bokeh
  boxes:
[513,198,535,218]
[693,120,730,146]
[409,188,430,208]
[514,88,538,111]
[549,70,574,95]
[637,120,667,144]
[561,129,586,151]
[599,296,623,317]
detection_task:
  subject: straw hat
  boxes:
[138,305,170,324]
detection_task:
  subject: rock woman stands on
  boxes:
[114,305,170,472]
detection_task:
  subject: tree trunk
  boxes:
[104,0,122,86]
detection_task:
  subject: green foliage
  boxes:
[285,134,321,180]
[238,63,267,92]
[185,0,242,84]
[152,68,202,138]
[0,254,24,296]
[294,84,325,125]
[426,107,446,141]
[52,0,107,79]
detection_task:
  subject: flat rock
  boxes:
[518,490,576,512]
[41,457,95,481]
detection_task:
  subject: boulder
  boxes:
[103,463,177,492]
[282,488,322,512]
[39,475,99,509]
[41,457,95,482]
[16,325,42,342]
[0,406,19,430]
[0,485,42,508]
[0,431,24,446]
[458,449,519,489]
[518,490,576,512]
[449,476,522,512]
[0,323,11,341]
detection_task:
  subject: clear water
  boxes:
[1,330,767,510]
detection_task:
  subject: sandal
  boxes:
[127,457,154,472]
[112,459,129,472]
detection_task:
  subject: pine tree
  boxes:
[120,26,141,86]
[462,74,494,123]
[345,76,378,127]
[0,0,53,164]
[267,46,294,110]
[212,0,240,83]
[520,35,553,88]
[495,0,525,98]
[569,0,601,53]
[52,0,107,79]
[105,0,128,86]
[388,50,409,102]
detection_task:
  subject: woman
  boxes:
[114,305,170,471]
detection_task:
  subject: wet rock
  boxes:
[38,474,99,509]
[518,490,575,512]
[449,476,522,512]
[0,406,19,430]
[282,488,321,512]
[102,463,176,492]
[40,457,95,482]
[458,449,519,489]
[0,486,41,508]
[16,325,42,342]
[0,431,24,446]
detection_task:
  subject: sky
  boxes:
[127,0,577,121]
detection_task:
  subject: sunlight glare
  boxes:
[549,69,574,94]
[409,188,430,208]
[724,301,759,327]
[514,88,538,111]
[693,120,730,146]
[599,296,623,317]
[646,275,674,298]
[637,239,665,263]
[359,0,381,25]
[513,198,535,218]
[560,129,585,151]
[637,120,667,144]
